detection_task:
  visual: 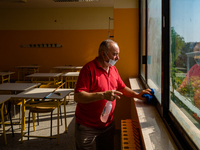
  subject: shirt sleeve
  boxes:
[114,67,126,90]
[179,64,197,88]
[75,64,91,93]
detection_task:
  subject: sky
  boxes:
[171,0,200,43]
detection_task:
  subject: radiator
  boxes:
[121,119,142,150]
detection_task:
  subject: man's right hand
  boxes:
[103,90,123,101]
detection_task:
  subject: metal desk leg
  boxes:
[61,76,63,88]
[21,99,25,143]
[57,100,60,145]
[54,78,56,85]
[63,97,68,132]
[32,113,36,131]
[1,103,7,145]
[8,75,10,83]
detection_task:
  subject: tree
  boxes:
[171,27,186,92]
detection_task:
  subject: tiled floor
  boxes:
[0,101,121,150]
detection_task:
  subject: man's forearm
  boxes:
[120,86,139,98]
[120,86,151,100]
[74,91,105,103]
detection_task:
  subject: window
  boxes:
[139,0,200,149]
[147,0,162,103]
[139,0,146,81]
[170,0,200,148]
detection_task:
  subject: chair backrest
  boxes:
[15,81,32,83]
[39,84,59,88]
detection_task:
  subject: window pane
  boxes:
[170,0,200,148]
[140,0,146,80]
[147,0,162,103]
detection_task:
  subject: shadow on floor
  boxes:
[0,102,121,150]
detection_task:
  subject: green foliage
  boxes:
[176,76,184,87]
[171,27,186,64]
[171,27,186,90]
[179,81,195,97]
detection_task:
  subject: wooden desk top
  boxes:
[62,72,80,77]
[0,95,12,104]
[0,72,15,76]
[53,66,83,70]
[26,73,63,78]
[13,88,73,100]
[0,83,41,91]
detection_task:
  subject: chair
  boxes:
[0,91,14,138]
[0,99,14,145]
[63,73,78,101]
[45,70,62,85]
[28,104,56,139]
[13,81,32,124]
[0,70,11,83]
[0,91,11,119]
[27,84,63,139]
[15,81,32,83]
[23,64,39,81]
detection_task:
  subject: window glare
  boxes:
[147,0,162,103]
[170,0,200,148]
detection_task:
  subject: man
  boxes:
[177,43,200,89]
[74,39,151,150]
[177,43,200,120]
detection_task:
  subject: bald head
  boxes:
[194,43,200,52]
[98,39,118,55]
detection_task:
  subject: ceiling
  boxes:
[0,0,114,9]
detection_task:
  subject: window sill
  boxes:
[129,78,178,150]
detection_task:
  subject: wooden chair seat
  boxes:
[30,107,55,113]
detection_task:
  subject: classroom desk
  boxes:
[0,95,14,145]
[15,65,40,81]
[26,73,63,85]
[0,83,41,92]
[53,66,83,72]
[0,72,15,83]
[13,88,73,144]
[0,82,41,127]
[61,72,79,88]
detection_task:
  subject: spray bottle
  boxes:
[100,101,112,123]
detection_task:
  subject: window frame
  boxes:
[138,0,199,149]
[139,0,147,85]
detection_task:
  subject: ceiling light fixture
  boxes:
[53,0,98,2]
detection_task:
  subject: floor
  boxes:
[0,101,121,150]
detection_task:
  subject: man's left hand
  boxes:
[137,88,152,100]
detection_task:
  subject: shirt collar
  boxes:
[94,57,101,68]
[94,57,115,73]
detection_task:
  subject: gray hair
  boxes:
[98,39,117,55]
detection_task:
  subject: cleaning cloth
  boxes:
[141,88,155,103]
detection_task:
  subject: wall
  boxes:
[0,7,114,79]
[0,0,139,129]
[114,0,139,129]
